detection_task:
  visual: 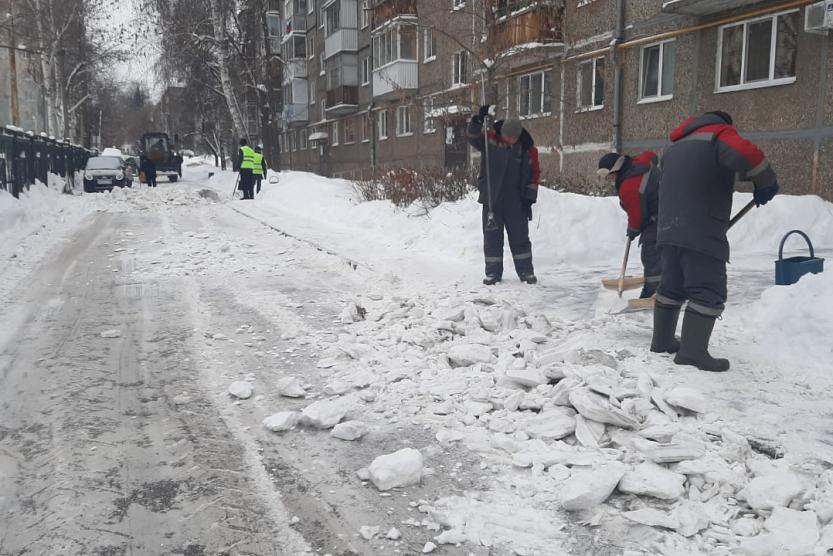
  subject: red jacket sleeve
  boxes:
[714,126,777,189]
[528,145,540,185]
[618,176,642,232]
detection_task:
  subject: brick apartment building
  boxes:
[273,0,833,200]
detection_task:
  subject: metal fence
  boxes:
[0,125,94,198]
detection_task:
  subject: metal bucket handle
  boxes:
[778,229,815,261]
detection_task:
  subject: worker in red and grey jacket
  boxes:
[651,111,778,373]
[468,105,540,285]
[597,151,661,299]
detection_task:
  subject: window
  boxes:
[300,129,308,149]
[452,50,468,86]
[282,35,307,60]
[331,120,340,145]
[639,40,675,102]
[289,131,296,152]
[378,109,388,139]
[325,1,340,35]
[308,0,314,15]
[361,115,370,142]
[423,98,436,134]
[518,71,552,117]
[372,23,417,68]
[361,0,369,28]
[452,0,465,9]
[266,12,281,37]
[400,25,416,60]
[307,35,316,59]
[423,28,436,62]
[362,56,371,85]
[577,57,605,110]
[396,105,413,136]
[320,53,325,76]
[282,83,294,104]
[717,10,798,92]
[344,118,356,143]
[309,79,317,104]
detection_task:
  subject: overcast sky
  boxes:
[99,0,161,96]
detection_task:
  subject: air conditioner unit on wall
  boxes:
[805,0,833,33]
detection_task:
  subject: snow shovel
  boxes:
[231,174,240,200]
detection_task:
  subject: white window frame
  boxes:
[343,118,356,144]
[577,57,604,112]
[331,120,340,145]
[452,50,467,86]
[423,28,436,62]
[517,71,552,119]
[307,36,316,59]
[308,0,314,15]
[452,0,465,10]
[362,56,371,85]
[378,109,388,140]
[309,79,316,104]
[361,0,369,29]
[320,53,325,76]
[300,129,308,149]
[715,9,799,93]
[638,39,675,104]
[396,105,413,136]
[361,115,370,142]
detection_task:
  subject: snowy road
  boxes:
[2,171,833,556]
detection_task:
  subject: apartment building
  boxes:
[276,0,833,201]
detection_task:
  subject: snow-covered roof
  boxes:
[309,132,329,141]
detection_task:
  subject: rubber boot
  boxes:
[483,274,502,286]
[650,302,681,354]
[519,273,537,284]
[674,309,730,372]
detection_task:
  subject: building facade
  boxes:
[275,0,833,201]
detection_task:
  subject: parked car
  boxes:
[83,156,131,192]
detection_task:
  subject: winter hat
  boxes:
[706,110,733,125]
[500,119,523,140]
[597,153,627,177]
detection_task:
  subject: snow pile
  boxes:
[366,448,424,491]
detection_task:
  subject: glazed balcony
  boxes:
[372,60,418,98]
[283,14,307,36]
[370,0,417,29]
[323,0,359,59]
[282,102,309,127]
[325,85,359,116]
[491,1,563,55]
[282,60,308,84]
[661,0,760,16]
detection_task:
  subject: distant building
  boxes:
[0,41,45,132]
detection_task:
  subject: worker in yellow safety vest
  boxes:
[253,145,267,195]
[237,138,256,200]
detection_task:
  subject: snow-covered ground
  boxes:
[3,163,833,555]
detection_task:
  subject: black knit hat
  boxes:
[597,153,627,177]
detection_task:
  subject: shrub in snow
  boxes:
[367,448,424,491]
[228,381,253,399]
[352,167,475,209]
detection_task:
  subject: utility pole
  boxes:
[9,0,20,126]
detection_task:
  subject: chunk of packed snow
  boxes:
[301,399,348,428]
[359,525,379,540]
[447,344,496,366]
[743,470,805,511]
[435,529,467,545]
[663,387,708,414]
[617,462,686,500]
[574,415,606,448]
[277,376,306,398]
[324,380,350,396]
[622,508,679,529]
[331,420,368,441]
[368,448,424,491]
[568,388,639,429]
[422,542,437,553]
[560,462,627,511]
[760,507,819,555]
[671,502,711,537]
[100,329,121,338]
[523,409,576,440]
[262,411,301,432]
[228,381,253,399]
[386,527,401,540]
[503,368,547,388]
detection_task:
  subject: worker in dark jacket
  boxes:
[598,151,661,299]
[652,111,778,372]
[237,138,256,200]
[468,105,540,285]
[140,155,157,188]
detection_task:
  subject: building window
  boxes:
[320,53,325,76]
[423,98,437,134]
[361,0,369,28]
[307,35,315,59]
[300,129,308,149]
[378,109,388,139]
[325,1,340,36]
[361,115,370,142]
[289,131,296,152]
[331,120,339,145]
[362,56,371,85]
[308,0,314,15]
[309,79,316,104]
[717,10,798,92]
[452,50,468,86]
[639,40,675,102]
[344,118,356,144]
[372,23,417,68]
[577,57,605,111]
[518,71,552,117]
[452,0,465,9]
[423,28,436,62]
[396,105,413,136]
[266,11,281,37]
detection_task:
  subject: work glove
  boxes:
[479,104,496,119]
[753,182,779,207]
[626,228,640,241]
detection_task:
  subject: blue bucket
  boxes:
[775,230,824,285]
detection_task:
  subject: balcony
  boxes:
[661,0,760,15]
[283,14,307,36]
[325,28,359,59]
[325,86,359,116]
[283,60,308,83]
[491,2,563,55]
[372,60,418,99]
[371,0,417,29]
[283,102,309,127]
